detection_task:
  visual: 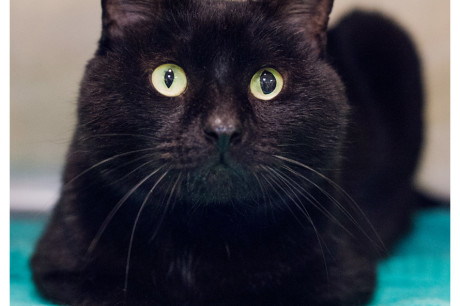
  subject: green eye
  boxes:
[151,63,187,97]
[250,68,283,100]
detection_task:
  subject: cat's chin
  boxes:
[184,163,256,205]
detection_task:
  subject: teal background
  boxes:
[11,209,450,305]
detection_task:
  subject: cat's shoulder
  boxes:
[327,10,420,71]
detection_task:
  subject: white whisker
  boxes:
[274,166,354,239]
[86,165,165,257]
[80,133,159,142]
[274,155,386,253]
[263,166,329,278]
[124,170,170,293]
[66,148,158,186]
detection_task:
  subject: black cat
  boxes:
[31,0,423,305]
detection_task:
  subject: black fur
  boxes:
[31,1,423,305]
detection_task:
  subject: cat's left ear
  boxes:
[101,0,156,38]
[275,0,334,56]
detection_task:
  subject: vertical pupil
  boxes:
[260,70,276,94]
[164,69,174,88]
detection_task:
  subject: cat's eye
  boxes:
[151,63,187,97]
[250,68,284,100]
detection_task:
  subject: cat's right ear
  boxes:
[270,0,334,57]
[101,0,156,39]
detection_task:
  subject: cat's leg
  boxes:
[31,199,88,304]
[31,199,168,305]
[31,199,126,305]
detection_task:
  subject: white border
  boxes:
[4,0,11,304]
[450,0,456,304]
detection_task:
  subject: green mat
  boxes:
[10,209,450,305]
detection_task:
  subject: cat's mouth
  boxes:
[184,162,254,204]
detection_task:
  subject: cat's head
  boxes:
[75,0,348,211]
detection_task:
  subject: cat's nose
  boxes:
[204,116,242,153]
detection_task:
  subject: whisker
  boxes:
[263,166,329,278]
[281,163,381,251]
[251,170,272,219]
[165,172,183,215]
[262,166,313,223]
[86,164,165,257]
[79,133,159,142]
[273,166,354,239]
[124,170,170,293]
[261,168,325,256]
[280,164,361,229]
[274,155,386,253]
[66,148,158,186]
[259,171,305,230]
[110,155,158,186]
[277,143,312,147]
[148,172,183,244]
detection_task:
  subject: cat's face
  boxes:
[76,0,348,210]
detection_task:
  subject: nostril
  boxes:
[204,127,219,142]
[203,120,242,152]
[229,129,242,144]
